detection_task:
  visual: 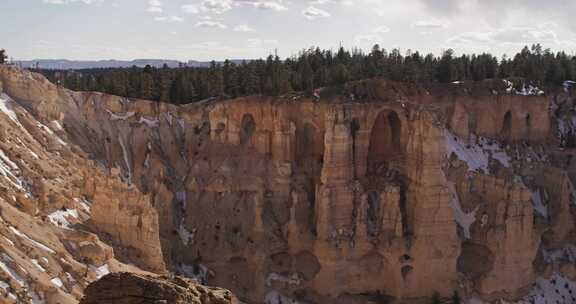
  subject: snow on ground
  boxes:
[139,116,159,128]
[0,93,21,126]
[177,263,211,284]
[36,121,68,146]
[445,131,510,174]
[118,134,132,185]
[467,273,576,304]
[177,220,194,246]
[0,254,25,287]
[542,244,576,264]
[563,80,576,92]
[530,189,548,218]
[106,110,135,121]
[266,272,302,287]
[47,208,79,228]
[8,226,56,254]
[74,197,91,212]
[265,291,308,304]
[50,277,63,288]
[447,182,477,239]
[31,259,46,272]
[89,264,110,280]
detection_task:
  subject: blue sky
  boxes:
[2,0,576,61]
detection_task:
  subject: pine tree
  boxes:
[0,49,6,64]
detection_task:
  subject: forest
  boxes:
[34,44,576,104]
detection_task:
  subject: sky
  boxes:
[2,0,576,61]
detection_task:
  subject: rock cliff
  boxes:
[0,65,574,304]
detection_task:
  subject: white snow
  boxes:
[445,131,510,174]
[118,134,132,185]
[0,255,25,287]
[177,263,210,284]
[531,189,548,218]
[448,182,477,239]
[31,259,46,272]
[50,277,63,288]
[50,120,64,131]
[517,84,545,96]
[91,264,110,280]
[2,236,14,246]
[74,197,91,212]
[265,291,307,304]
[9,226,56,254]
[0,280,9,291]
[0,93,21,125]
[107,110,135,121]
[543,245,576,264]
[139,116,159,128]
[563,80,576,92]
[177,219,194,246]
[47,208,79,228]
[266,272,302,286]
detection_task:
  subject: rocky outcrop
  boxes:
[80,272,237,304]
[0,65,574,304]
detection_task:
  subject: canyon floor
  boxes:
[0,65,575,304]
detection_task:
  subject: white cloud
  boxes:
[147,0,163,13]
[234,24,255,32]
[244,1,288,11]
[154,16,184,22]
[446,24,576,49]
[247,38,278,48]
[43,0,101,4]
[182,4,200,14]
[195,20,228,29]
[412,19,449,29]
[354,34,382,45]
[302,6,330,20]
[200,0,233,14]
[373,26,390,34]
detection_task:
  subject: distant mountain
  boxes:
[16,59,251,70]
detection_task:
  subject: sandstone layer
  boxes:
[0,65,574,304]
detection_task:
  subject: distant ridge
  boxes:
[16,59,250,70]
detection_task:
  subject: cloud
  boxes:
[195,20,228,28]
[247,38,278,48]
[242,1,288,11]
[353,34,382,45]
[412,20,449,29]
[446,24,576,49]
[181,4,200,14]
[309,0,353,5]
[373,26,390,34]
[234,24,255,32]
[147,0,163,13]
[302,6,330,20]
[154,16,184,22]
[43,0,101,4]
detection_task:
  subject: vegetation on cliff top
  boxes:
[16,44,576,104]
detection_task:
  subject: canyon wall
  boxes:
[0,65,573,304]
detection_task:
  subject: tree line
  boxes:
[30,44,576,104]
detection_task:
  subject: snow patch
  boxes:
[9,226,56,254]
[138,116,159,128]
[531,189,548,218]
[107,110,135,121]
[47,208,79,228]
[266,272,302,286]
[265,291,308,304]
[90,264,110,280]
[31,259,46,272]
[118,134,132,185]
[445,131,510,174]
[0,93,21,126]
[177,263,211,284]
[0,254,25,287]
[448,182,477,239]
[50,277,63,288]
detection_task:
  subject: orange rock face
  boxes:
[0,65,574,304]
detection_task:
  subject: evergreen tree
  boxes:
[0,49,6,64]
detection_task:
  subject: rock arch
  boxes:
[240,114,256,146]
